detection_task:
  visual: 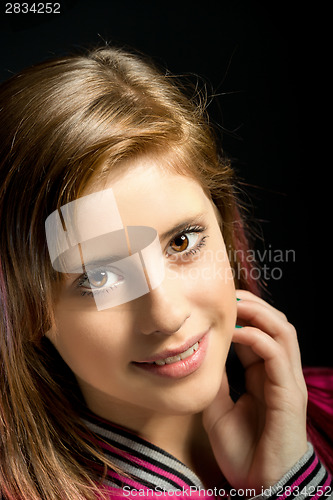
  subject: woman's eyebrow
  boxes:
[159,213,207,242]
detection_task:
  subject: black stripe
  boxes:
[292,464,328,499]
[268,451,318,500]
[98,438,198,489]
[102,446,189,490]
[105,469,166,491]
[88,419,200,487]
[87,415,189,467]
[284,462,325,500]
[93,457,174,491]
[300,459,322,493]
[315,470,333,497]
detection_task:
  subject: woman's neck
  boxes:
[88,401,223,488]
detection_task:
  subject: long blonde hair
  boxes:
[0,45,257,499]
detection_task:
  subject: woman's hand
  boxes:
[203,290,308,492]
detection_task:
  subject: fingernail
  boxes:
[235,324,243,328]
[236,298,241,302]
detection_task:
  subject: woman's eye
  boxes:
[88,270,111,288]
[167,232,200,255]
[78,269,123,292]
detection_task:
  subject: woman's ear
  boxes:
[44,322,58,342]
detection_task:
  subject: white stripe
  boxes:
[83,419,204,488]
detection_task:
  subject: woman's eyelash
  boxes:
[73,225,208,296]
[180,224,206,234]
[79,287,115,297]
[167,225,208,257]
[74,268,123,296]
[184,235,208,255]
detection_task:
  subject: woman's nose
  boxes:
[137,278,191,336]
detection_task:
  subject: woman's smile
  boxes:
[131,330,209,378]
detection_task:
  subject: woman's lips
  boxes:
[132,331,209,379]
[151,340,200,365]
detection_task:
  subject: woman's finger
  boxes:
[233,326,296,390]
[236,298,302,369]
[235,289,288,322]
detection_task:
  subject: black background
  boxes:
[0,1,326,366]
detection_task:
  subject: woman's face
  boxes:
[47,156,237,423]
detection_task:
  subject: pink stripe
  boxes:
[97,485,213,499]
[312,473,332,500]
[98,439,193,490]
[131,493,210,499]
[85,461,148,491]
[275,455,319,500]
[106,469,152,491]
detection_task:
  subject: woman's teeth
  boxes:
[152,342,199,366]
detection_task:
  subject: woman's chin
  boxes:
[154,377,224,417]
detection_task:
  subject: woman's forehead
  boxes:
[85,156,211,227]
[45,158,213,311]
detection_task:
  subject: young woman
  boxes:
[0,46,332,500]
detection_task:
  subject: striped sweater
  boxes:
[84,412,333,499]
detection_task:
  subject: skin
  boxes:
[204,290,308,490]
[47,156,308,491]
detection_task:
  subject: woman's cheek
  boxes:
[48,312,111,372]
